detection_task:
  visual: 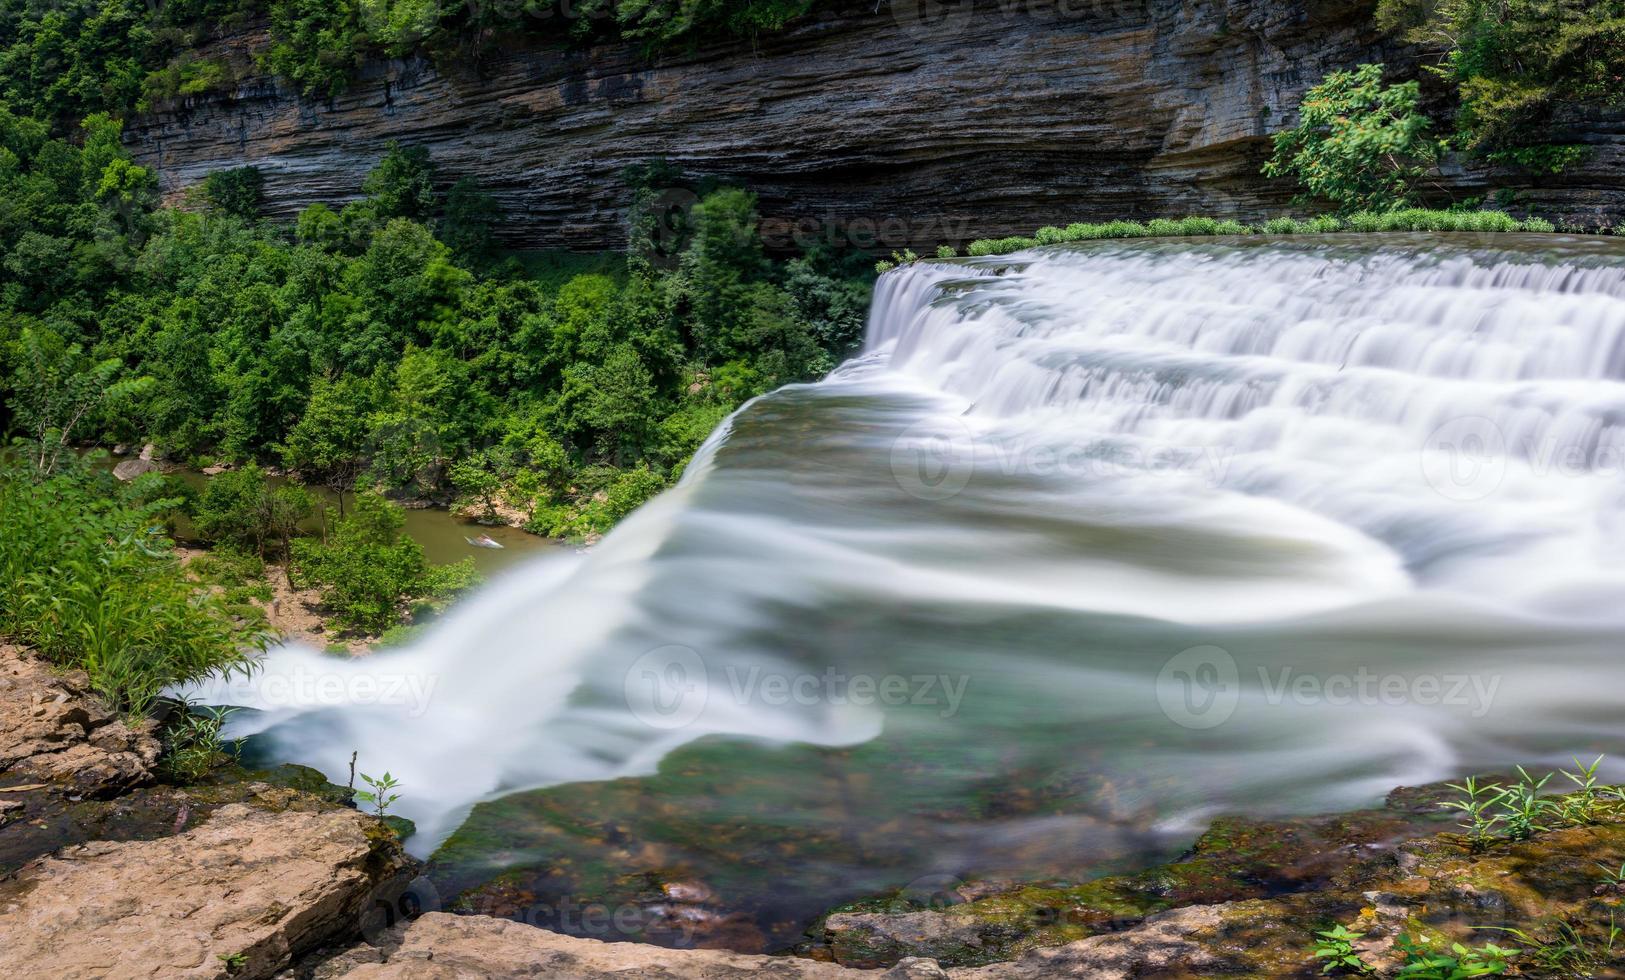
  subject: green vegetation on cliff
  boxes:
[0,0,824,115]
[919,209,1556,266]
[1378,0,1625,163]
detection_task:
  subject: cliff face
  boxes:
[123,0,1625,251]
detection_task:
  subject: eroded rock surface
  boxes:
[125,1,1625,251]
[0,644,160,798]
[0,803,410,980]
[336,912,879,978]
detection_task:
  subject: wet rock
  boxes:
[0,803,411,980]
[957,904,1234,979]
[825,909,1004,968]
[0,645,160,797]
[808,806,1440,968]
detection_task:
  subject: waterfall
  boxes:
[191,233,1625,863]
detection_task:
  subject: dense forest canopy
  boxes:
[0,108,873,537]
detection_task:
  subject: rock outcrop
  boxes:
[0,645,160,798]
[0,803,410,980]
[335,912,883,978]
[124,1,1625,252]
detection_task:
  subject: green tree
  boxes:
[291,492,477,633]
[438,175,498,264]
[7,325,150,477]
[1262,63,1438,213]
[281,376,374,515]
[362,142,438,223]
[194,464,315,560]
[1377,0,1625,157]
[449,447,507,520]
[203,166,265,220]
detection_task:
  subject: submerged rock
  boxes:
[0,803,411,980]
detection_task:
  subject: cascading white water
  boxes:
[192,233,1625,878]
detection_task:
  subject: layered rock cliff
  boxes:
[124,0,1625,251]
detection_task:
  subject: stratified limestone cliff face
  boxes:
[124,0,1624,251]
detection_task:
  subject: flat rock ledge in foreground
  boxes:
[0,803,409,980]
[313,907,1261,979]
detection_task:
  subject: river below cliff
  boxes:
[146,467,557,574]
[198,232,1625,952]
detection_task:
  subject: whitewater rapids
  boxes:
[190,232,1625,856]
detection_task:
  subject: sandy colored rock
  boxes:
[0,644,160,797]
[0,803,410,980]
[338,912,887,978]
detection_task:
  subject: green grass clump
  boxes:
[949,208,1560,261]
[0,462,266,716]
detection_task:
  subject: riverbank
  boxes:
[5,637,1624,977]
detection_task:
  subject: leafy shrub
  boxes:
[194,464,314,560]
[1262,63,1438,212]
[291,492,479,633]
[160,700,240,782]
[0,463,265,716]
[1377,0,1625,156]
[954,209,1556,259]
[202,166,264,220]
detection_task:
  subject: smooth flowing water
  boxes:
[201,233,1625,946]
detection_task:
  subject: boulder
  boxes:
[0,803,410,980]
[0,645,160,797]
[112,457,158,481]
[824,910,999,969]
[336,912,883,979]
